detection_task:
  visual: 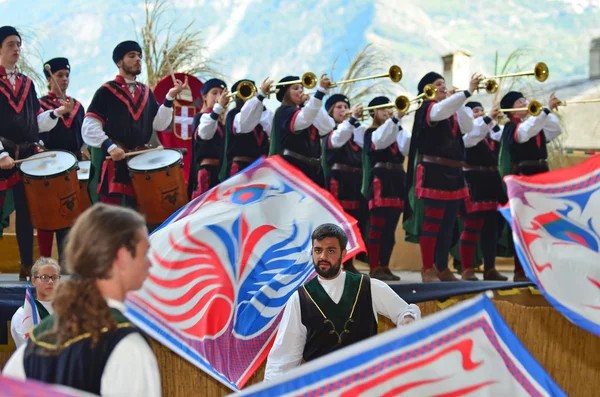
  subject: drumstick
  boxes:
[163,49,177,85]
[105,146,164,160]
[14,153,57,164]
[44,64,66,99]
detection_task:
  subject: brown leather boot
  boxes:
[438,268,461,282]
[19,263,32,282]
[461,269,479,281]
[484,268,509,281]
[422,268,440,282]
[370,267,398,281]
[513,270,530,282]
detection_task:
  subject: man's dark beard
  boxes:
[314,258,342,279]
[123,63,141,76]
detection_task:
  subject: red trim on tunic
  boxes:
[289,109,302,134]
[328,179,360,210]
[463,190,498,213]
[98,160,135,197]
[85,112,106,127]
[414,164,469,200]
[102,82,150,121]
[0,172,21,191]
[41,95,81,129]
[0,76,31,113]
[368,177,403,210]
[425,102,435,127]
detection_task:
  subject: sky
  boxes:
[1,0,600,109]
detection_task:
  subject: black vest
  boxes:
[272,105,321,159]
[464,137,505,205]
[0,72,40,146]
[192,111,225,161]
[504,120,549,176]
[24,308,147,395]
[225,107,270,160]
[364,127,406,201]
[39,94,85,156]
[298,273,377,362]
[325,126,363,168]
[86,78,159,150]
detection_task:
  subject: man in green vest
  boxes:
[264,223,421,381]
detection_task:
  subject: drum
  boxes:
[128,149,189,224]
[77,160,92,215]
[20,150,79,230]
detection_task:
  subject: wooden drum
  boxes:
[20,150,79,230]
[128,149,189,225]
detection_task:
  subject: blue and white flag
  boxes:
[501,155,600,336]
[125,156,365,390]
[234,294,564,397]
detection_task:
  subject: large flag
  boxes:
[22,280,39,339]
[125,156,365,390]
[0,374,98,397]
[500,155,600,337]
[234,294,565,397]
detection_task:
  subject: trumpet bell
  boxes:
[234,81,256,101]
[528,100,543,116]
[394,95,411,113]
[484,80,498,94]
[534,62,549,82]
[302,72,318,89]
[389,65,403,83]
[423,84,438,100]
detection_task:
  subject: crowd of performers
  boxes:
[0,25,563,283]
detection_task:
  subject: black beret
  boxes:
[0,26,21,47]
[276,75,299,102]
[368,96,390,118]
[500,91,525,111]
[112,40,142,64]
[418,72,443,94]
[201,78,227,96]
[325,94,350,112]
[43,57,70,78]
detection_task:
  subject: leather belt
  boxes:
[518,159,548,168]
[373,162,404,171]
[200,158,220,167]
[420,154,465,168]
[283,149,321,167]
[332,163,361,174]
[462,164,498,172]
[232,156,257,164]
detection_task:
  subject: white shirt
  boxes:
[233,91,273,136]
[429,91,474,134]
[462,116,503,148]
[514,111,561,144]
[3,298,162,397]
[81,83,174,153]
[293,87,334,136]
[10,300,54,349]
[328,117,367,149]
[371,115,411,156]
[196,103,224,140]
[264,271,421,381]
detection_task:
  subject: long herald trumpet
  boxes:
[354,84,438,117]
[228,81,256,101]
[559,98,600,106]
[485,62,549,82]
[329,65,403,88]
[264,72,317,98]
[500,100,544,117]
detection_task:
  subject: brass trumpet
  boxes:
[329,65,403,88]
[356,84,438,118]
[485,62,549,82]
[559,98,600,106]
[265,72,318,97]
[228,81,256,101]
[500,100,543,117]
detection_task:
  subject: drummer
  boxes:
[37,57,85,266]
[0,26,73,280]
[82,40,187,208]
